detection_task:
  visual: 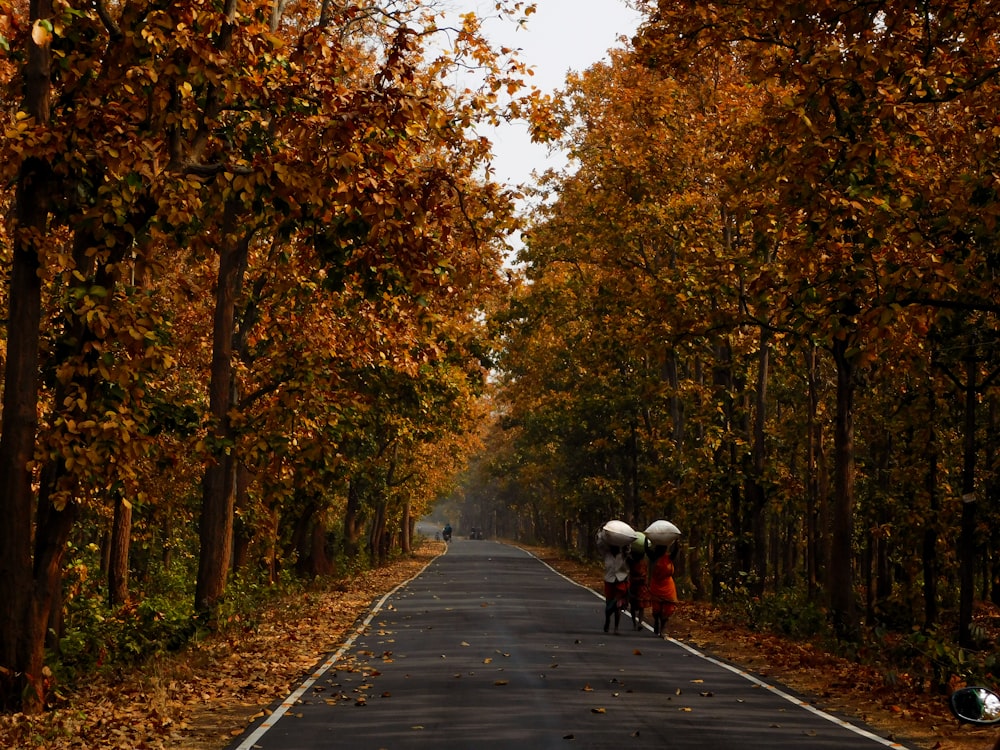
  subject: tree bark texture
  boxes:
[0,0,53,712]
[830,338,858,640]
[108,496,133,607]
[195,216,249,618]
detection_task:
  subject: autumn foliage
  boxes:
[0,0,542,713]
[469,0,1000,692]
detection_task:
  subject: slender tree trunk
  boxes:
[344,480,365,556]
[0,0,53,711]
[0,208,46,712]
[369,500,387,565]
[806,345,820,599]
[264,501,279,584]
[108,495,133,607]
[688,525,705,600]
[863,531,874,623]
[195,211,250,618]
[290,496,317,577]
[989,396,1000,607]
[748,333,769,595]
[401,500,412,554]
[665,350,684,446]
[830,338,858,639]
[922,413,940,629]
[958,356,978,648]
[308,515,334,577]
[627,418,640,527]
[231,463,253,573]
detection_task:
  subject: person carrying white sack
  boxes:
[597,526,631,634]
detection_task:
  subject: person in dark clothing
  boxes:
[597,529,630,634]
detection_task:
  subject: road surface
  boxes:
[230,539,914,749]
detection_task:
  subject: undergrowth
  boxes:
[49,544,372,706]
[716,583,1000,695]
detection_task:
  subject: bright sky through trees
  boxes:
[462,0,644,190]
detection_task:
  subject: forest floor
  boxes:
[0,539,996,750]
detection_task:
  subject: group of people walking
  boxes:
[597,522,679,636]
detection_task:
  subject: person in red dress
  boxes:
[647,540,679,637]
[627,537,650,631]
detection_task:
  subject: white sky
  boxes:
[457,0,645,191]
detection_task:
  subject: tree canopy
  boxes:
[469,0,1000,683]
[0,0,540,712]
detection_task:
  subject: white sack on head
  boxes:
[601,520,638,546]
[644,520,681,546]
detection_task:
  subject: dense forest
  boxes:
[458,0,1000,693]
[0,0,545,712]
[2,0,999,718]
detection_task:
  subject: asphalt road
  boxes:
[229,539,914,750]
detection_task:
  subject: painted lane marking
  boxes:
[521,545,910,750]
[232,548,443,750]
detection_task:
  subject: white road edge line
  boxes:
[232,547,444,750]
[521,545,911,750]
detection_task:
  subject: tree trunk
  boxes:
[958,357,978,648]
[26,472,78,713]
[308,515,334,577]
[231,463,253,573]
[195,211,250,619]
[264,501,280,584]
[922,443,940,628]
[401,499,412,554]
[370,500,387,566]
[627,417,640,526]
[0,0,53,711]
[805,345,820,599]
[290,496,317,577]
[665,350,684,446]
[108,495,133,607]
[830,338,858,639]
[748,333,769,596]
[989,396,1000,607]
[344,479,365,557]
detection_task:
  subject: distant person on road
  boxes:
[597,528,630,634]
[442,523,452,542]
[627,536,650,631]
[647,540,679,637]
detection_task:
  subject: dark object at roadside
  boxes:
[950,686,1000,725]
